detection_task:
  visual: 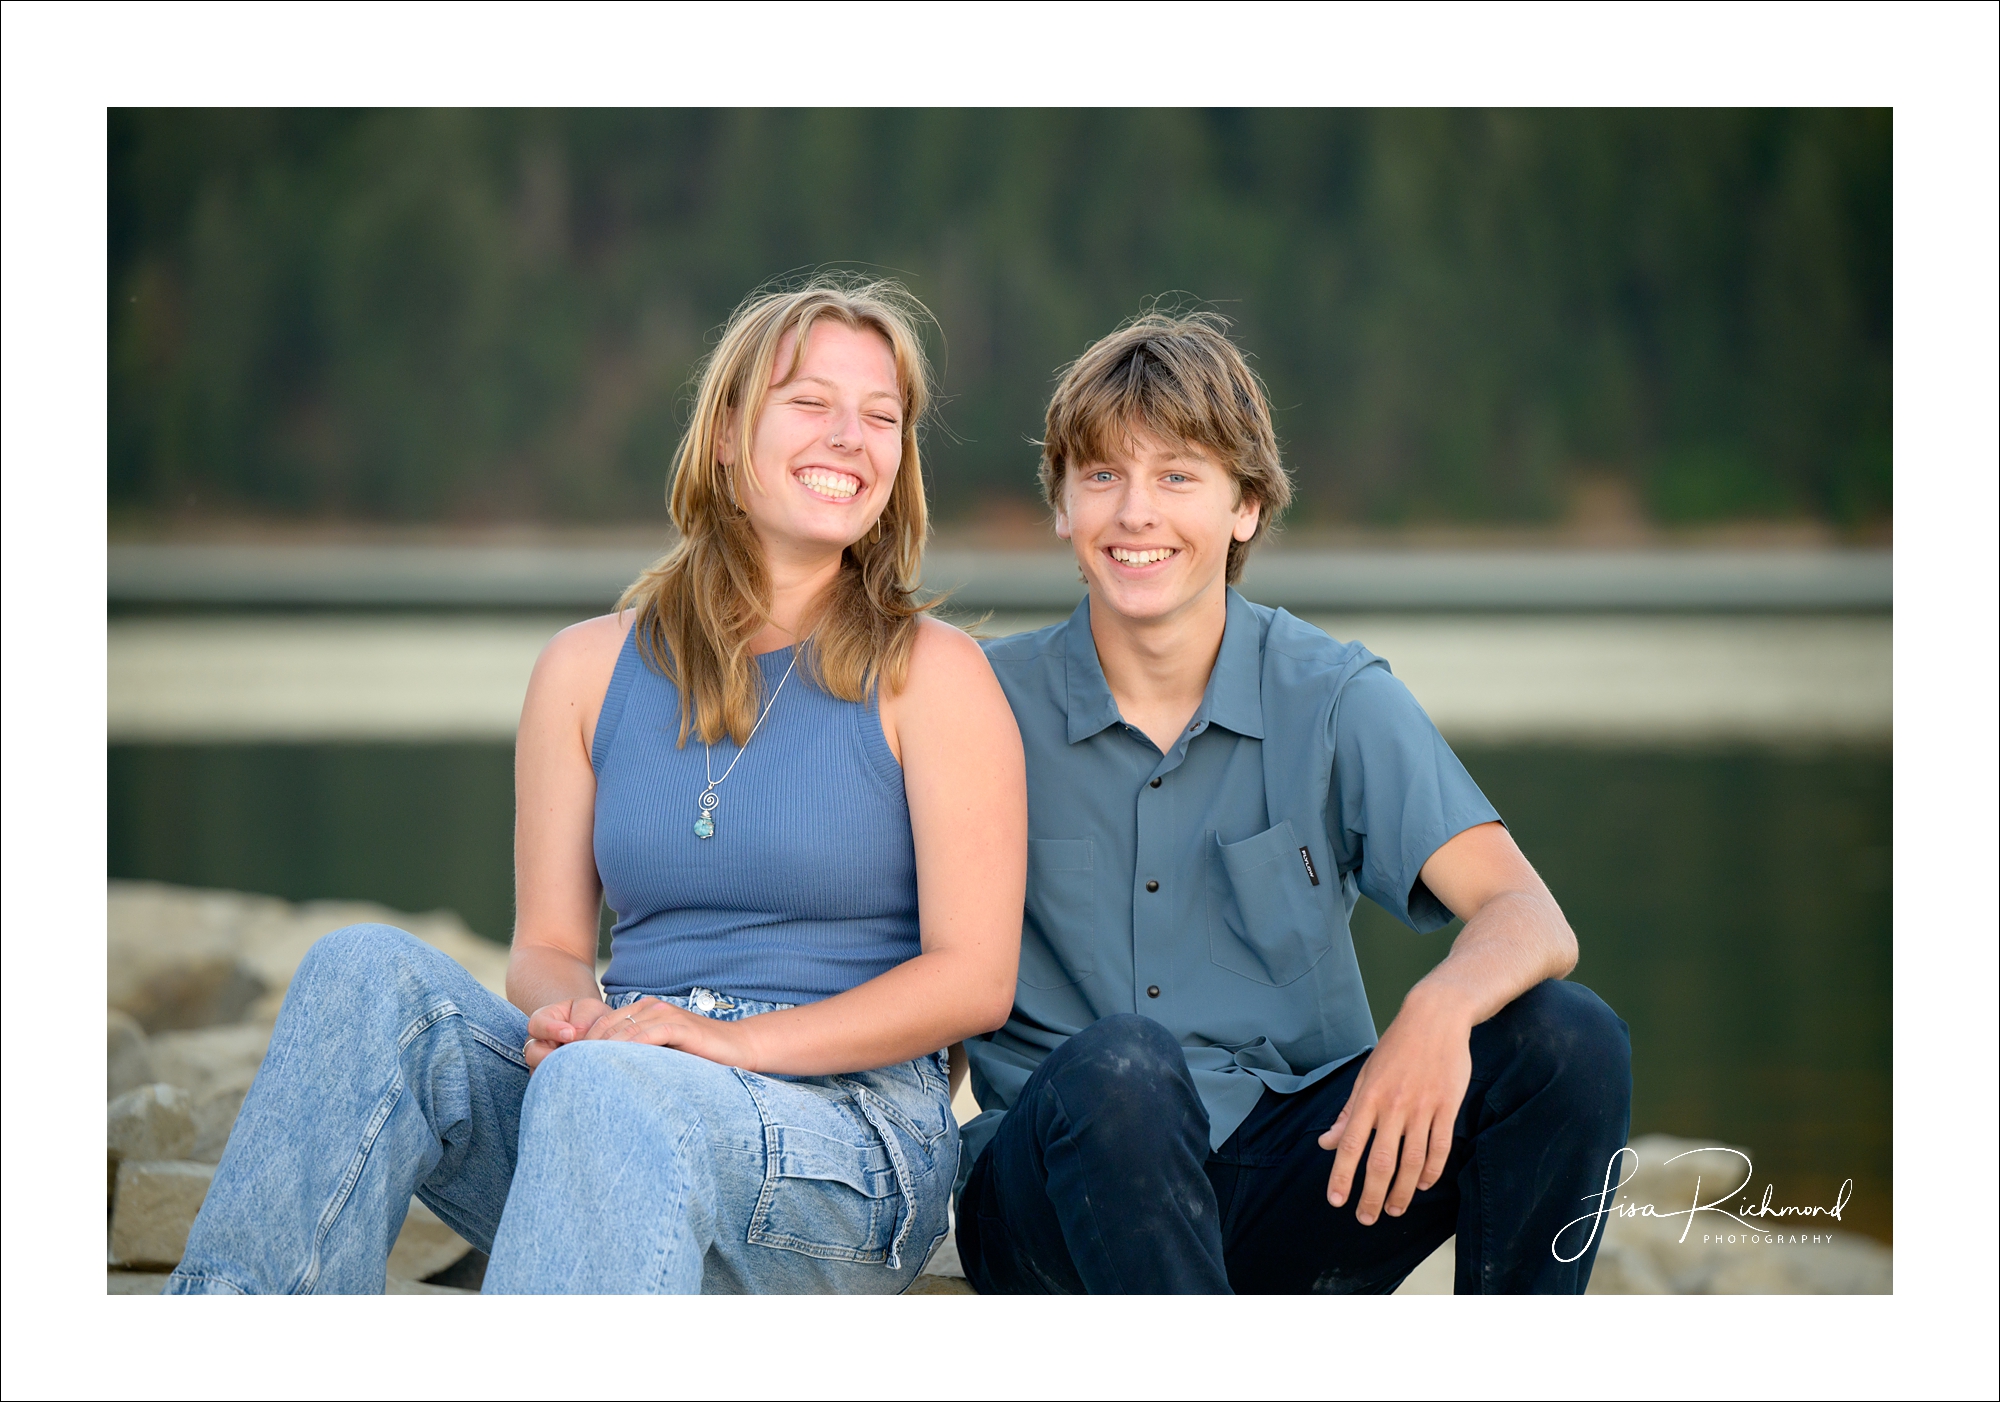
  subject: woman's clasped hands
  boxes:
[523,996,757,1073]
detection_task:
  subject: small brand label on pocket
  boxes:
[1298,846,1319,886]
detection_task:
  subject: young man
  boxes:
[955,311,1632,1294]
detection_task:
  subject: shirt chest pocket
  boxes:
[1206,819,1332,987]
[1019,838,1097,989]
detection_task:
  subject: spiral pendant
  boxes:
[694,789,718,839]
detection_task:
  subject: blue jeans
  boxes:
[957,980,1631,1293]
[165,924,956,1294]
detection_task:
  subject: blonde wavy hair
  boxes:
[619,278,938,746]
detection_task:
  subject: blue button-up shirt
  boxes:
[963,590,1499,1176]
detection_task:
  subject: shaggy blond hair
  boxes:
[1040,309,1291,585]
[620,278,937,745]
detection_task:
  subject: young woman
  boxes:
[166,279,1027,1294]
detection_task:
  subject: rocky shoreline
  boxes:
[107,881,1888,1295]
[106,883,529,1293]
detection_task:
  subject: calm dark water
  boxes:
[109,742,1892,1241]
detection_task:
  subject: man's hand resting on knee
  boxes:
[1320,984,1475,1224]
[1318,821,1578,1224]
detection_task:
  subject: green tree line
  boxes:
[110,108,1890,528]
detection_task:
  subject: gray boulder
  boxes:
[1584,1235,1673,1294]
[1390,1238,1456,1294]
[148,1023,273,1100]
[108,1010,154,1099]
[107,885,273,1032]
[387,1197,474,1281]
[109,1084,197,1168]
[109,881,511,1032]
[386,1274,476,1294]
[105,1270,475,1295]
[109,1161,215,1270]
[106,1160,472,1289]
[905,1274,976,1294]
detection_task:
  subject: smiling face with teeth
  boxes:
[1056,427,1261,630]
[720,319,905,569]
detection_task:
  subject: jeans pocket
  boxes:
[737,1073,907,1265]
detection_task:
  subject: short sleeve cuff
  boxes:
[1329,665,1502,932]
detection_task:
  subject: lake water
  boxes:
[108,739,1891,1242]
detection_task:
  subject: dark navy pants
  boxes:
[955,979,1631,1294]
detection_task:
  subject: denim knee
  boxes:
[1492,979,1632,1106]
[1043,1014,1202,1133]
[292,920,422,972]
[293,922,436,991]
[528,1037,628,1088]
[523,1040,666,1135]
[1056,1014,1188,1080]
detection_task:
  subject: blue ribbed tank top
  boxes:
[591,628,921,1006]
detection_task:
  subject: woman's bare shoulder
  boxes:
[531,610,636,698]
[875,614,1021,775]
[897,615,1014,740]
[902,613,996,689]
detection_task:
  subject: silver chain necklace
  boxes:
[693,644,805,839]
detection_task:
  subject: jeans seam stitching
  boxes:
[649,1114,707,1292]
[302,1072,404,1294]
[401,999,527,1073]
[302,1002,450,1293]
[736,1072,798,1254]
[834,1074,939,1149]
[845,1082,918,1270]
[464,1022,530,1068]
[396,1001,456,1051]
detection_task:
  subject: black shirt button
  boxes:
[1145,879,1159,893]
[1146,985,1161,998]
[1149,777,1162,788]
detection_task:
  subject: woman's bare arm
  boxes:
[510,610,633,1061]
[592,616,1026,1074]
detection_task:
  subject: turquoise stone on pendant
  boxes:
[693,815,715,839]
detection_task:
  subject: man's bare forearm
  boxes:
[1321,838,1579,1219]
[1400,890,1578,1030]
